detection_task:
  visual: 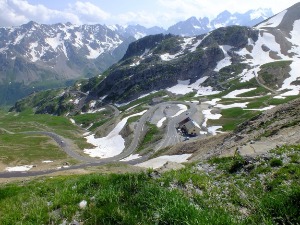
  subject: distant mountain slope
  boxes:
[167,8,273,36]
[89,2,300,104]
[90,27,258,103]
[0,22,162,104]
[0,7,273,105]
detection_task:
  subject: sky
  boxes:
[0,0,299,28]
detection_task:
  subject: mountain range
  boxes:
[84,2,300,105]
[0,8,273,105]
[167,8,273,36]
[12,2,300,116]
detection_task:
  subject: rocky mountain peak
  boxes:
[167,8,273,36]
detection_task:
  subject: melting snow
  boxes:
[13,33,25,44]
[223,88,257,98]
[120,154,141,161]
[202,109,222,127]
[5,165,33,172]
[86,45,103,59]
[215,102,249,109]
[160,53,177,61]
[157,117,167,128]
[70,119,75,124]
[136,154,192,169]
[160,37,195,61]
[167,76,220,96]
[279,60,300,96]
[288,20,300,55]
[204,98,221,106]
[46,34,62,50]
[207,126,223,135]
[244,105,275,111]
[83,110,147,158]
[81,108,105,114]
[167,80,191,95]
[125,104,141,111]
[130,61,140,67]
[239,68,258,82]
[74,32,83,48]
[171,104,188,117]
[214,45,233,71]
[42,160,53,163]
[28,42,39,62]
[257,10,287,28]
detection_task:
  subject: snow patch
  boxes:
[125,104,141,111]
[167,80,191,95]
[167,76,220,96]
[46,34,62,50]
[120,154,141,161]
[86,45,103,59]
[157,117,166,128]
[5,165,33,172]
[136,154,192,169]
[171,104,188,117]
[208,126,223,135]
[223,88,257,98]
[288,20,300,55]
[28,42,39,62]
[244,105,275,111]
[202,109,222,127]
[215,102,249,109]
[83,111,147,158]
[204,98,221,106]
[160,53,177,61]
[279,60,300,96]
[257,10,287,28]
[214,45,233,71]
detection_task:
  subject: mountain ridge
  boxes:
[11,2,300,116]
[0,7,274,105]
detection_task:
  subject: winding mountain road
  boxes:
[0,101,201,178]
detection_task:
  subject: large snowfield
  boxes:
[83,110,147,158]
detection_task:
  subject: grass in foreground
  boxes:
[0,145,299,224]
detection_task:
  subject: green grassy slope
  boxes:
[0,145,299,224]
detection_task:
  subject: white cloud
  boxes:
[0,0,109,27]
[0,0,299,28]
[117,11,159,27]
[158,0,299,19]
[67,1,110,24]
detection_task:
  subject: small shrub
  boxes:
[270,158,283,167]
[228,155,246,173]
